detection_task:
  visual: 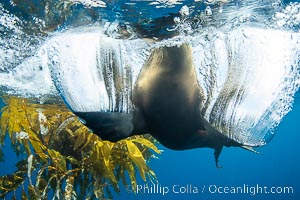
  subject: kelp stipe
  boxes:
[0,96,161,199]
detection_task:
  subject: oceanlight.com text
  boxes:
[207,184,294,196]
[125,184,294,196]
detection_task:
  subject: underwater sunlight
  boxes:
[0,0,300,199]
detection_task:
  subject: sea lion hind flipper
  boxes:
[240,145,260,154]
[214,145,223,168]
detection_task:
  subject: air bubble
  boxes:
[174,17,181,24]
[179,5,189,17]
[205,6,213,16]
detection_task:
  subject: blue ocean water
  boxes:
[1,0,300,199]
[1,92,299,199]
[116,91,300,200]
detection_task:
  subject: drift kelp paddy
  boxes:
[0,96,161,199]
[1,0,300,199]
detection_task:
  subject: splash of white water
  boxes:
[191,26,300,146]
[43,28,150,112]
[1,1,300,146]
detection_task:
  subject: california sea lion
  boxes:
[75,44,242,167]
[133,44,242,167]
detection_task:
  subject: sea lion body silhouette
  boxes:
[75,44,242,167]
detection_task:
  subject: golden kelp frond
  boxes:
[0,160,27,199]
[0,96,161,199]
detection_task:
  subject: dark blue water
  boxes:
[1,1,300,199]
[115,91,300,200]
[1,92,299,199]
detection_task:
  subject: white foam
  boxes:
[43,28,149,112]
[192,26,300,146]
